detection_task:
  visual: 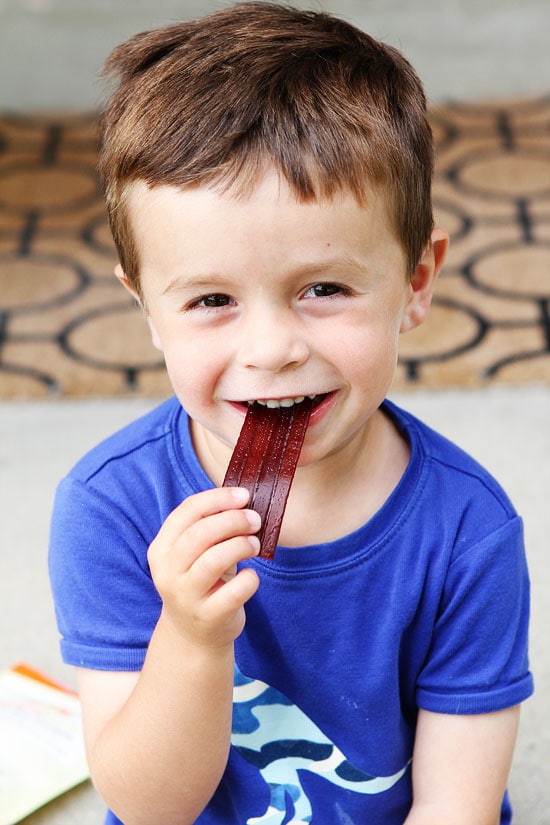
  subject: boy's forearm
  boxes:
[404,807,500,825]
[86,610,235,825]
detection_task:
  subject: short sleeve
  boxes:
[416,517,533,714]
[48,476,162,671]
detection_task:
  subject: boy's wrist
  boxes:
[155,605,236,664]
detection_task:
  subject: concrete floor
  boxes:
[1,386,549,824]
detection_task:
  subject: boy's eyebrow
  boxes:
[288,255,370,279]
[294,257,380,288]
[162,273,232,295]
[161,255,370,295]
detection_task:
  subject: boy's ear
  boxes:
[114,264,164,352]
[400,227,448,334]
[114,263,139,302]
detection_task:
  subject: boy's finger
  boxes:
[203,567,260,622]
[158,486,250,544]
[149,506,261,587]
[220,564,238,582]
[177,509,261,571]
[187,534,261,593]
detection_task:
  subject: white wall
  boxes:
[0,0,548,110]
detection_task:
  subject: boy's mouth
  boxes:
[245,393,328,410]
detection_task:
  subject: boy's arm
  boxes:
[404,705,520,825]
[75,486,261,825]
[76,618,233,825]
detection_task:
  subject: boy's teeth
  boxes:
[255,396,306,408]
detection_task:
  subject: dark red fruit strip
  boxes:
[223,398,314,559]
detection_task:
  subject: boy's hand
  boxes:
[147,487,261,650]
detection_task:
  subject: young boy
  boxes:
[49,4,533,824]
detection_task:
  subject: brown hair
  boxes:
[99,2,434,298]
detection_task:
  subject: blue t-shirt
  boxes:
[49,397,533,824]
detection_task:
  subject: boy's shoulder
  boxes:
[385,399,517,520]
[67,396,182,485]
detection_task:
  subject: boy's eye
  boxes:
[303,282,348,298]
[190,293,234,309]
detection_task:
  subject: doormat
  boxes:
[0,97,549,399]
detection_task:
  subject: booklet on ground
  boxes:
[0,663,90,825]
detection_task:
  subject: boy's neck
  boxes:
[277,406,410,547]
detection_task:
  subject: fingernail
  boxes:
[247,535,261,554]
[230,487,250,504]
[244,509,261,531]
[220,564,238,582]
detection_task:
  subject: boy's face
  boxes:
[121,173,443,481]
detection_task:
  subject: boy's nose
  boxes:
[237,308,309,374]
